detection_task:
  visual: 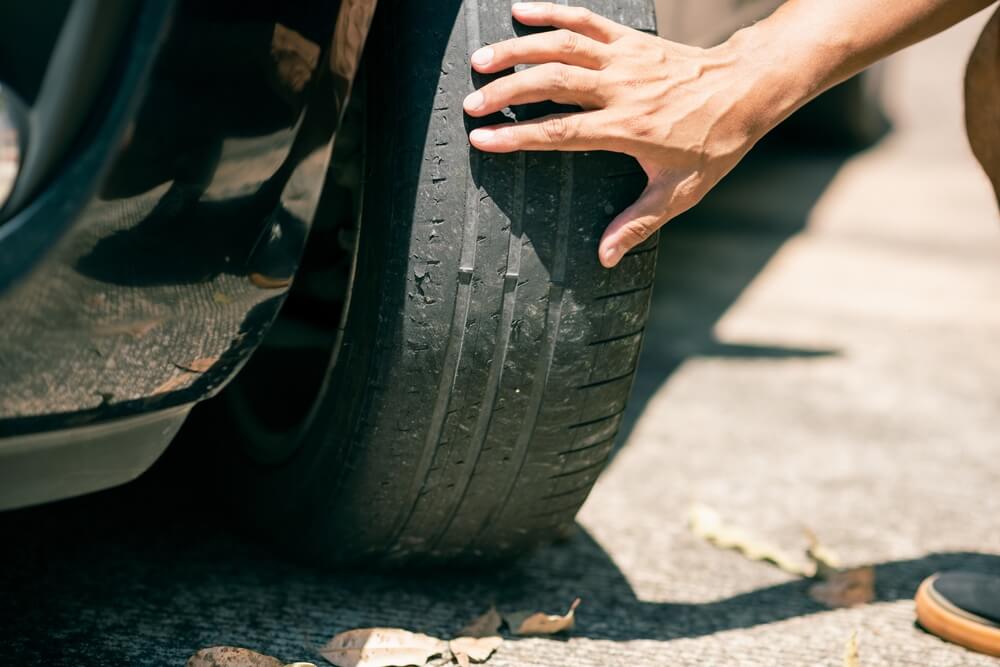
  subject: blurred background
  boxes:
[1,3,998,666]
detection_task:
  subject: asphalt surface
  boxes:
[2,10,999,667]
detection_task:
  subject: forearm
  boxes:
[462,1,996,265]
[729,0,996,136]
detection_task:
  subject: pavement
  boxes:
[2,9,999,667]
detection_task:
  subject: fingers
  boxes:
[599,179,676,267]
[464,63,603,117]
[511,2,628,43]
[470,30,609,73]
[469,112,604,152]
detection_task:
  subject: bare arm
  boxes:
[464,0,996,267]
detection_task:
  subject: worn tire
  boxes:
[215,0,658,566]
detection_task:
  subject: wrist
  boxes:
[717,19,836,141]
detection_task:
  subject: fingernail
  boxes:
[471,46,493,66]
[602,245,622,267]
[464,91,484,111]
[469,128,495,144]
[512,2,542,14]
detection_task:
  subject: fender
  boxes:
[0,0,378,432]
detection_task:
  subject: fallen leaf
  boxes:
[94,317,161,338]
[843,630,860,667]
[152,372,193,395]
[320,628,447,667]
[504,599,580,636]
[448,637,502,665]
[804,527,842,579]
[186,646,284,667]
[688,504,814,577]
[809,566,876,608]
[457,607,502,638]
[176,356,219,373]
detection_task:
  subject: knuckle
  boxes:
[623,114,654,138]
[541,116,573,143]
[547,64,572,90]
[571,6,594,23]
[623,220,654,244]
[558,29,580,55]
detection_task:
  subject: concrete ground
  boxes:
[2,8,999,667]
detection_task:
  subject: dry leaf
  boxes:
[688,504,814,577]
[186,646,284,667]
[457,608,502,638]
[448,637,502,665]
[320,628,447,667]
[94,318,161,338]
[176,356,218,373]
[842,630,860,667]
[153,372,193,395]
[809,567,876,608]
[504,599,580,636]
[804,528,842,579]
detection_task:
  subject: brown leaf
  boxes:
[456,607,502,638]
[176,356,219,373]
[504,599,580,636]
[320,628,447,667]
[94,318,161,339]
[809,566,876,608]
[842,630,860,667]
[804,527,842,580]
[152,372,193,395]
[688,504,814,577]
[186,646,284,667]
[448,637,501,665]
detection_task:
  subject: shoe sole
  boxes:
[915,575,1000,657]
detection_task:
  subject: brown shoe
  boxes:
[915,572,1000,657]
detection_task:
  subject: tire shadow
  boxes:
[0,479,994,665]
[615,137,853,456]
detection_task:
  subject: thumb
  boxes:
[599,178,673,268]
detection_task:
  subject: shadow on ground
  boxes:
[9,135,995,666]
[1,465,994,665]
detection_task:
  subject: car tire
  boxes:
[776,66,890,150]
[205,0,658,566]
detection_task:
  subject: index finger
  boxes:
[511,2,628,43]
[469,111,606,152]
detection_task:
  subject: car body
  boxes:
[0,0,378,509]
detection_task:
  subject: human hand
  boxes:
[463,2,776,267]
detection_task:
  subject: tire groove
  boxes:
[567,405,627,430]
[540,484,594,501]
[576,368,636,390]
[625,244,658,257]
[471,151,572,547]
[383,0,482,556]
[426,149,526,552]
[594,281,654,301]
[549,455,609,480]
[557,434,616,456]
[587,328,645,346]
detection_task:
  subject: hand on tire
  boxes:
[464,2,770,268]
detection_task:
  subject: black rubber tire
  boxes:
[774,67,890,150]
[218,0,658,566]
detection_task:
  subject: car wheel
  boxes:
[200,0,658,566]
